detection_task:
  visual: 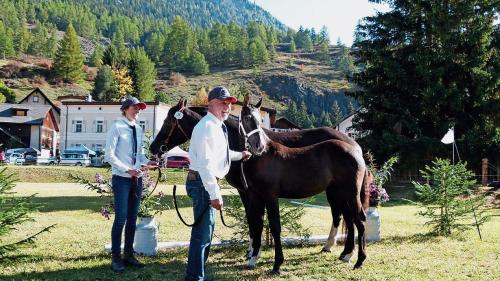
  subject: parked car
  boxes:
[165,156,190,168]
[7,153,23,164]
[60,153,91,166]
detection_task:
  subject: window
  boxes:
[96,120,103,133]
[32,96,39,103]
[139,120,146,131]
[75,120,83,133]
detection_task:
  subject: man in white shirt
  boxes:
[185,86,251,281]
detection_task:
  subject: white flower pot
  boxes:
[134,217,159,256]
[366,207,381,242]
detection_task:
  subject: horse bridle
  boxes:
[159,107,190,154]
[238,109,262,149]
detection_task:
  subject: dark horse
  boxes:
[149,98,370,270]
[237,98,369,272]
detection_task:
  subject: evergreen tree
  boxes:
[92,65,116,101]
[248,37,269,66]
[13,22,30,55]
[27,23,49,56]
[145,32,165,64]
[303,35,314,51]
[91,44,104,67]
[46,27,58,58]
[53,23,85,83]
[188,50,209,75]
[110,30,129,67]
[289,38,297,52]
[338,47,356,77]
[0,81,16,103]
[0,168,53,261]
[319,42,331,64]
[319,25,330,44]
[331,101,342,125]
[351,0,499,167]
[163,16,195,71]
[0,23,15,58]
[129,48,156,101]
[347,101,356,115]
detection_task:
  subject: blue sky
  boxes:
[254,0,391,46]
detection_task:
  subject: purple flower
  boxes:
[100,206,111,220]
[368,183,390,206]
[95,173,105,184]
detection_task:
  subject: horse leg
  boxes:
[247,195,265,270]
[353,210,367,269]
[237,189,253,259]
[339,207,355,263]
[266,198,284,274]
[322,188,341,253]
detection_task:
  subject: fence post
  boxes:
[481,158,488,186]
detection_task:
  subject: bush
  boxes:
[413,159,489,236]
[0,61,23,78]
[169,72,187,85]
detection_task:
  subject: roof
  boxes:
[61,101,163,106]
[273,117,301,129]
[18,88,60,114]
[0,103,53,125]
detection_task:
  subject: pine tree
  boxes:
[347,101,356,115]
[413,159,489,236]
[145,32,165,64]
[331,101,342,126]
[248,37,269,66]
[92,65,116,101]
[46,27,58,58]
[91,44,104,67]
[289,38,297,52]
[129,48,157,101]
[163,16,195,71]
[53,23,85,83]
[13,22,30,55]
[0,168,53,261]
[319,42,331,64]
[110,30,129,67]
[189,50,209,75]
[319,25,330,44]
[303,36,314,52]
[0,22,15,59]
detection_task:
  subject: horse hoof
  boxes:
[339,253,352,263]
[247,264,255,270]
[321,248,331,253]
[353,263,363,270]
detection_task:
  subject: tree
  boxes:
[0,168,53,261]
[111,67,133,99]
[319,42,331,64]
[248,37,269,66]
[110,30,129,67]
[319,25,330,44]
[338,47,356,77]
[46,27,58,58]
[0,22,15,58]
[413,159,489,236]
[145,32,165,64]
[129,48,156,101]
[331,101,342,126]
[188,50,209,75]
[289,39,297,52]
[53,23,85,83]
[163,16,195,71]
[91,44,104,67]
[351,0,499,168]
[92,65,116,101]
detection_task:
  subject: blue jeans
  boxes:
[185,175,215,281]
[111,175,142,256]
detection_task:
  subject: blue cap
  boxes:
[208,86,237,103]
[120,97,146,110]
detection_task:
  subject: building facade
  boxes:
[59,101,170,153]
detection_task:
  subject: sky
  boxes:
[254,0,391,46]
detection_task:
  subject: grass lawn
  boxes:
[0,181,499,281]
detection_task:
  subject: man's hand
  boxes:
[241,150,252,161]
[211,199,223,210]
[127,169,142,177]
[141,160,159,171]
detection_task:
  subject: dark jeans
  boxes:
[111,175,142,256]
[185,175,215,281]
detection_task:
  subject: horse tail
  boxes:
[360,168,372,212]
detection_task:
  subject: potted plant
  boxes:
[365,154,398,241]
[73,171,170,256]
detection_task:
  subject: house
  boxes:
[18,88,60,123]
[271,117,301,131]
[0,103,59,155]
[335,112,359,138]
[59,100,170,153]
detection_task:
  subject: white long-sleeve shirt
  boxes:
[188,112,243,202]
[105,117,149,178]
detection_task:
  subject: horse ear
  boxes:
[177,97,184,108]
[255,97,262,109]
[243,94,250,106]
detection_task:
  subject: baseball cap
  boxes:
[120,97,146,110]
[208,86,237,104]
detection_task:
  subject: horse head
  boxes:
[149,97,202,157]
[239,95,268,156]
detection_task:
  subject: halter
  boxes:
[159,106,190,154]
[238,109,262,149]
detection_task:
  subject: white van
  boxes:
[60,153,91,166]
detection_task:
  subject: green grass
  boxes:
[2,165,187,185]
[1,182,499,281]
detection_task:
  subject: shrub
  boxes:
[169,72,187,85]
